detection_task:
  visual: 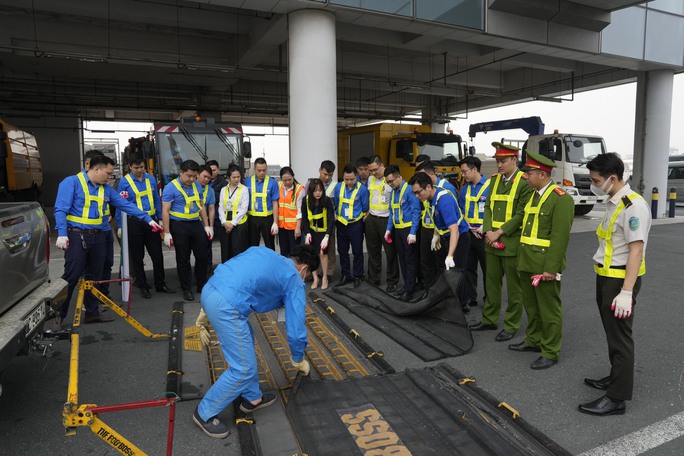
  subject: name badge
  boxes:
[381,195,388,204]
[478,201,486,213]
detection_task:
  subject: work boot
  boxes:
[193,406,230,439]
[239,393,277,413]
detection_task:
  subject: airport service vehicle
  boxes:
[0,202,67,395]
[0,118,43,202]
[469,117,607,215]
[338,123,467,186]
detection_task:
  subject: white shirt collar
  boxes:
[608,183,632,206]
[537,181,552,196]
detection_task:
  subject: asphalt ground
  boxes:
[0,206,683,455]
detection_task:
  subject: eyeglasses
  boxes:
[367,166,379,173]
[385,177,396,185]
[412,188,425,196]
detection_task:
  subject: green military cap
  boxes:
[524,150,556,172]
[492,142,520,158]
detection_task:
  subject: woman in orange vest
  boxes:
[301,179,335,290]
[277,167,305,257]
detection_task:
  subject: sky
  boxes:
[84,74,683,167]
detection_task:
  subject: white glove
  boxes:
[149,221,162,232]
[305,233,312,245]
[611,289,633,319]
[195,309,211,347]
[117,228,122,238]
[164,232,173,248]
[119,190,129,199]
[320,234,329,252]
[445,256,455,270]
[56,236,69,250]
[271,222,279,236]
[205,226,214,240]
[407,234,416,245]
[431,234,441,251]
[291,358,310,376]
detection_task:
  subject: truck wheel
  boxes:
[574,204,594,216]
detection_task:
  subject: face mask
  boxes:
[590,177,614,197]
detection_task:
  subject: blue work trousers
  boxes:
[61,229,106,319]
[336,220,364,279]
[197,283,261,421]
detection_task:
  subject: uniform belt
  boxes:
[67,227,102,234]
[596,263,626,270]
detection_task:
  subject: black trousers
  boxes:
[464,230,486,304]
[249,215,275,250]
[419,226,439,286]
[219,222,249,263]
[394,227,418,293]
[169,219,208,292]
[278,228,298,257]
[436,231,471,307]
[127,217,165,290]
[336,220,364,279]
[61,229,106,319]
[596,274,642,401]
[364,214,398,285]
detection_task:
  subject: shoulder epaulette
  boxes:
[491,173,498,178]
[553,187,566,196]
[621,195,633,208]
[521,173,528,180]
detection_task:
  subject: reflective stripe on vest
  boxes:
[66,173,105,225]
[305,195,328,233]
[489,172,523,229]
[464,179,490,225]
[520,184,556,247]
[125,174,155,215]
[421,179,448,229]
[336,182,363,225]
[169,179,201,220]
[278,182,303,230]
[248,175,273,216]
[431,189,463,236]
[390,182,411,229]
[368,176,389,212]
[223,185,247,225]
[201,185,210,206]
[594,192,646,278]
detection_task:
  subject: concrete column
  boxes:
[288,10,337,181]
[632,70,674,218]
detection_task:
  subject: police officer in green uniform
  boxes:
[470,143,533,342]
[578,153,651,416]
[509,151,574,370]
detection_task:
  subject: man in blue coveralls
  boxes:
[192,245,319,438]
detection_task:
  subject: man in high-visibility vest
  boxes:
[458,156,490,310]
[579,153,651,416]
[245,157,279,250]
[365,155,399,292]
[54,155,162,323]
[161,159,213,302]
[509,151,573,370]
[384,165,421,301]
[198,165,217,274]
[116,154,174,299]
[333,164,370,288]
[470,143,533,342]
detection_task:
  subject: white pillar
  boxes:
[632,70,674,218]
[288,10,337,182]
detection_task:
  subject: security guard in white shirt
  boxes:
[579,153,651,417]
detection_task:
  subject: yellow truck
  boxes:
[0,119,43,201]
[337,123,466,185]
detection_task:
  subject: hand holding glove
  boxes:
[384,230,392,244]
[445,256,455,270]
[205,226,214,240]
[320,234,329,252]
[611,289,633,319]
[56,236,69,250]
[149,221,162,232]
[291,358,311,376]
[305,233,312,245]
[119,191,129,199]
[195,308,211,346]
[271,222,279,236]
[407,234,416,245]
[164,232,174,249]
[431,234,441,251]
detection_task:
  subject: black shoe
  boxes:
[353,278,362,288]
[584,376,611,390]
[155,285,176,294]
[578,395,626,416]
[469,322,497,331]
[193,406,230,438]
[386,283,398,293]
[391,287,405,297]
[399,291,413,302]
[84,314,115,324]
[495,329,515,342]
[508,341,541,352]
[338,276,353,286]
[462,302,471,313]
[141,288,152,299]
[239,393,277,413]
[468,299,478,308]
[414,281,425,291]
[530,356,558,370]
[183,290,195,301]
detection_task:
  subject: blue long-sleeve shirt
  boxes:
[54,171,153,236]
[208,247,308,361]
[116,172,162,226]
[386,181,421,235]
[432,187,469,236]
[436,177,458,197]
[332,181,370,223]
[459,176,490,227]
